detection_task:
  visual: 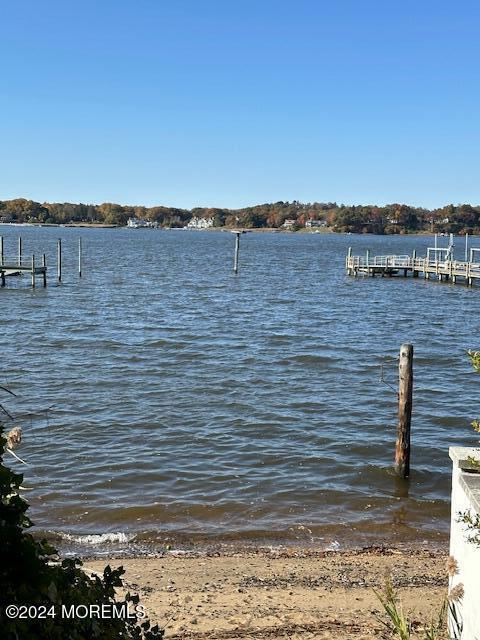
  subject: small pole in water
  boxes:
[18,237,23,266]
[42,253,47,287]
[57,239,62,282]
[232,231,241,274]
[78,238,82,278]
[395,343,413,479]
[0,236,3,266]
[465,233,469,262]
[31,254,36,288]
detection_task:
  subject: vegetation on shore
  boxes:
[2,198,480,234]
[0,416,163,640]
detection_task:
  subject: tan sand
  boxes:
[86,547,447,639]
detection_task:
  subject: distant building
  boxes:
[282,219,296,228]
[126,218,157,228]
[185,216,214,229]
[305,219,326,228]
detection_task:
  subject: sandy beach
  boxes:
[86,546,447,639]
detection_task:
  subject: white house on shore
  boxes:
[185,216,214,229]
[126,218,157,228]
[305,219,327,228]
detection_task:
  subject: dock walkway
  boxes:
[0,257,47,287]
[346,251,480,285]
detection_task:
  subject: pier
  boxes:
[0,257,47,288]
[0,235,83,288]
[346,234,480,286]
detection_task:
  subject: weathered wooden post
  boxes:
[31,254,36,288]
[42,254,47,287]
[78,238,82,278]
[18,237,23,266]
[0,271,5,287]
[232,231,241,274]
[0,236,3,266]
[57,239,62,282]
[395,343,413,478]
[412,249,417,277]
[346,246,352,275]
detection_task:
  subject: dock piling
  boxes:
[31,254,36,288]
[395,343,413,479]
[18,237,23,266]
[233,231,241,274]
[0,236,3,266]
[78,238,82,278]
[57,239,62,282]
[42,254,47,287]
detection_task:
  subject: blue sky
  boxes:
[1,1,479,209]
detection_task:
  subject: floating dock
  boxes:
[346,234,480,286]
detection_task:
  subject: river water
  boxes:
[1,226,479,553]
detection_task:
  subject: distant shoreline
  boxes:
[0,222,453,236]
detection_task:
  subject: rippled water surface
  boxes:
[2,227,479,551]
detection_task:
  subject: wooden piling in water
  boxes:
[57,239,62,282]
[395,343,413,478]
[346,246,352,275]
[233,231,241,274]
[31,254,36,288]
[42,254,47,287]
[78,238,82,278]
[18,237,23,266]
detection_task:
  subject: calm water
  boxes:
[1,227,479,552]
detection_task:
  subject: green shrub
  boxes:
[0,425,164,640]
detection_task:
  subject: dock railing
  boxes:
[346,251,480,285]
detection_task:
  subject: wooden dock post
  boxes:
[0,236,3,266]
[412,249,418,277]
[0,271,5,287]
[233,231,241,274]
[42,254,47,287]
[31,254,36,288]
[57,239,62,282]
[18,237,23,266]
[395,343,413,478]
[78,238,82,278]
[347,247,352,275]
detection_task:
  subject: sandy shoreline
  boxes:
[86,546,448,639]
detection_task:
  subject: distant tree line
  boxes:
[1,198,480,234]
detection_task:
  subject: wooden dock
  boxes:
[0,235,84,288]
[0,257,47,287]
[346,249,480,285]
